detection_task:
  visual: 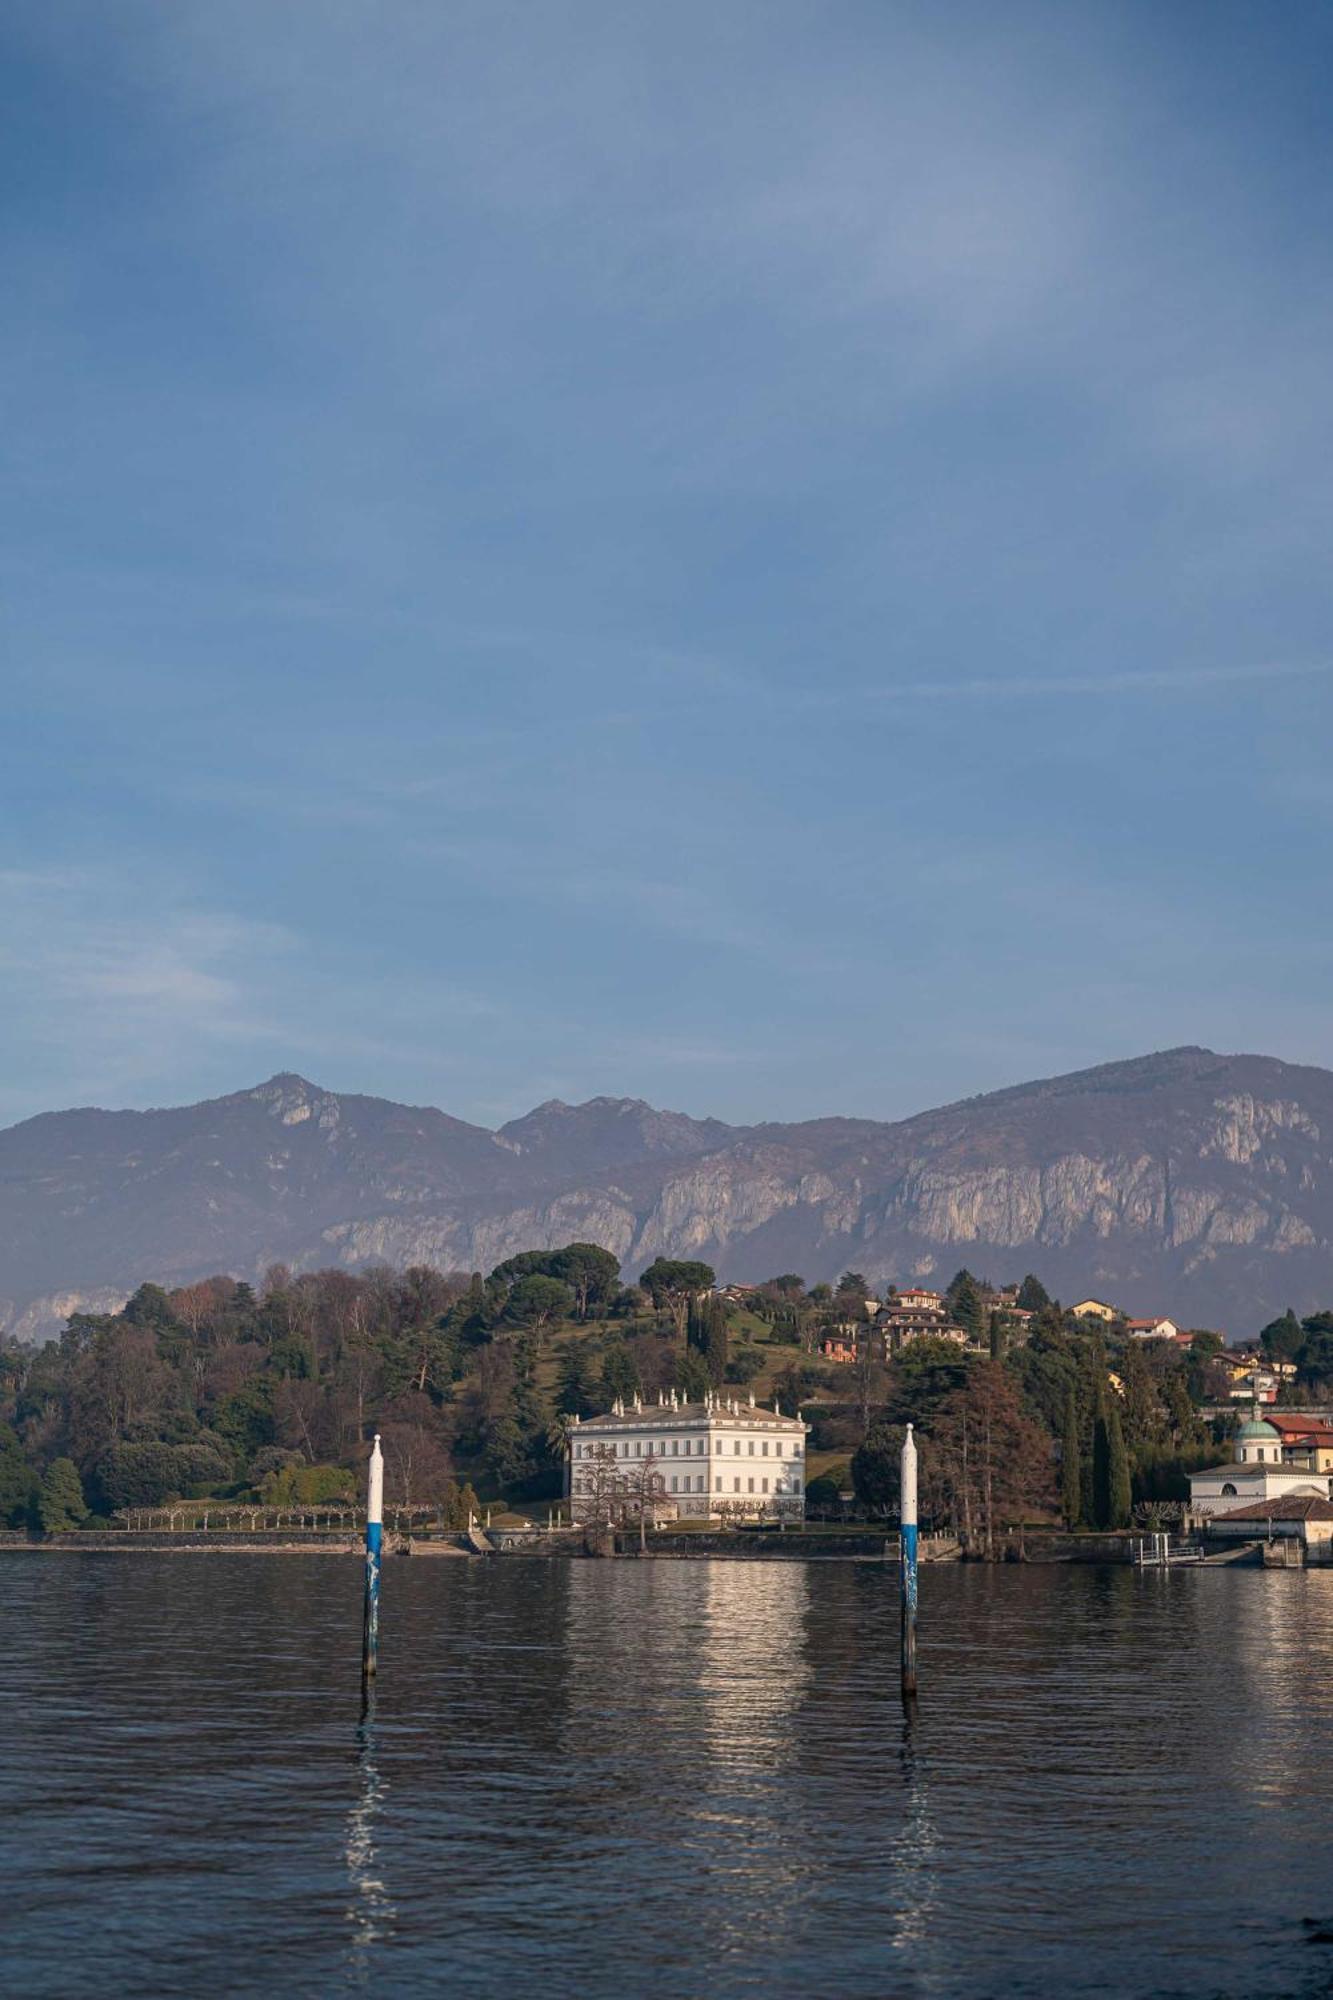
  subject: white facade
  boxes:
[1188,1416,1333,1520]
[567,1392,808,1522]
[1189,1463,1330,1519]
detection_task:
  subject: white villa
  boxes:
[1188,1411,1333,1521]
[566,1390,808,1523]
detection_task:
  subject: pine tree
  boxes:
[1061,1389,1082,1529]
[1106,1401,1132,1529]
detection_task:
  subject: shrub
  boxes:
[724,1347,766,1385]
[258,1462,355,1505]
[97,1441,230,1511]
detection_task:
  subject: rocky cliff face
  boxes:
[3,1048,1333,1339]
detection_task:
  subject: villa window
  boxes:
[1221,1483,1238,1497]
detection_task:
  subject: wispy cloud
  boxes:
[855,659,1333,704]
[0,869,294,1115]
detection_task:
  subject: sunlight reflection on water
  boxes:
[4,1555,1333,1999]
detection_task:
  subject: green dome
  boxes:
[1237,1416,1279,1442]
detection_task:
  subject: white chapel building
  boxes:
[567,1390,808,1523]
[1188,1411,1333,1521]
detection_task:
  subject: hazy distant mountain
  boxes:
[3,1048,1333,1339]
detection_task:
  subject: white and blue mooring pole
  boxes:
[362,1432,384,1682]
[900,1422,919,1702]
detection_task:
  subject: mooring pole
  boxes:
[900,1421,918,1702]
[362,1432,384,1682]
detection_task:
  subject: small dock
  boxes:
[1132,1532,1205,1568]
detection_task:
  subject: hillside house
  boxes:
[896,1287,944,1311]
[875,1301,970,1353]
[1072,1298,1117,1322]
[1125,1317,1180,1341]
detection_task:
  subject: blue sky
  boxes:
[4,2,1333,1129]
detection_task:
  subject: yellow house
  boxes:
[1072,1298,1116,1322]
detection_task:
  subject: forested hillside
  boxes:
[7,1246,1328,1540]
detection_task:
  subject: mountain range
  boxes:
[2,1046,1331,1341]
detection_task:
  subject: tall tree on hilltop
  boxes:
[1017,1274,1050,1313]
[550,1244,621,1321]
[503,1274,574,1338]
[639,1259,716,1342]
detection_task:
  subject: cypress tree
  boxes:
[1091,1374,1111,1530]
[1061,1389,1082,1529]
[702,1297,729,1386]
[1106,1401,1132,1529]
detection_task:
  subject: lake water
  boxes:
[4,1554,1333,1999]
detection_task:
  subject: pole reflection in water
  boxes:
[344,1685,396,1981]
[886,1704,941,1966]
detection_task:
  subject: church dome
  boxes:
[1237,1416,1279,1442]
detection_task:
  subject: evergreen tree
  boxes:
[1091,1372,1111,1530]
[557,1341,601,1418]
[1016,1273,1051,1313]
[946,1269,986,1343]
[38,1457,87,1532]
[675,1350,711,1402]
[1060,1390,1082,1529]
[988,1311,1005,1362]
[0,1423,37,1528]
[1106,1401,1132,1529]
[598,1339,641,1405]
[701,1297,729,1386]
[1258,1308,1304,1363]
